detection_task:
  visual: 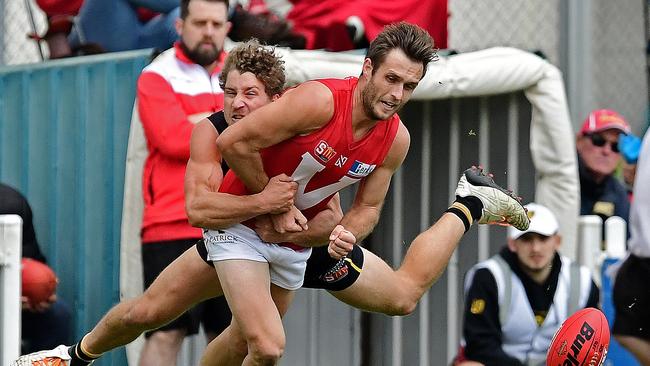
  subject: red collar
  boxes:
[173,42,227,75]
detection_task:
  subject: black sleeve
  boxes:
[206,111,230,174]
[463,268,524,366]
[0,184,47,263]
[586,279,600,308]
[207,111,228,134]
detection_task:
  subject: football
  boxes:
[547,307,610,366]
[21,258,58,305]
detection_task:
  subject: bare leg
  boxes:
[81,247,222,354]
[200,322,248,366]
[332,213,465,315]
[614,335,650,366]
[138,329,186,366]
[210,260,294,366]
[201,284,295,366]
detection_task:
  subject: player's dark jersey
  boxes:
[207,111,229,175]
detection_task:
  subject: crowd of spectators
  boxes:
[32,0,448,58]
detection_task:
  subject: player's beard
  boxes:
[361,78,401,121]
[180,40,220,66]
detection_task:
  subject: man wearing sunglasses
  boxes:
[576,109,631,235]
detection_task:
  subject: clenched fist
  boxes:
[327,225,356,259]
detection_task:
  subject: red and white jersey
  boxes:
[138,43,226,243]
[219,77,400,238]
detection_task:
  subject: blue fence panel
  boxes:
[0,50,152,366]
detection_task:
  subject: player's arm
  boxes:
[463,269,524,366]
[337,122,410,244]
[185,120,297,229]
[137,72,209,160]
[255,194,344,247]
[216,81,334,194]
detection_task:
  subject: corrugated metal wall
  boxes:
[0,51,537,366]
[0,49,152,366]
[362,95,535,365]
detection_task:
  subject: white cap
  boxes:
[508,203,559,240]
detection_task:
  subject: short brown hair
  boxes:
[180,0,229,19]
[219,39,286,96]
[366,22,437,78]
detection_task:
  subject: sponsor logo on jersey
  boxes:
[347,160,376,178]
[314,140,336,163]
[335,155,348,168]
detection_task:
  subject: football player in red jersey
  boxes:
[209,22,528,365]
[209,22,434,365]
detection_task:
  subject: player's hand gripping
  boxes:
[259,174,299,214]
[270,205,308,233]
[327,225,356,259]
[254,215,283,243]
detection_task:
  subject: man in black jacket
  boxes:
[0,183,72,353]
[456,203,599,366]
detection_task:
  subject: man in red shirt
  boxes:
[134,0,232,364]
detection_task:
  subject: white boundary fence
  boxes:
[577,215,627,287]
[0,214,22,365]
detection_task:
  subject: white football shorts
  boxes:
[203,224,311,290]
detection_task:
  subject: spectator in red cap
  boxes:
[576,109,631,236]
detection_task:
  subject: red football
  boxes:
[21,258,58,305]
[547,307,610,366]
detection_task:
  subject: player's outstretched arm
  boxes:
[217,81,335,233]
[185,119,298,229]
[216,81,334,194]
[328,122,410,258]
